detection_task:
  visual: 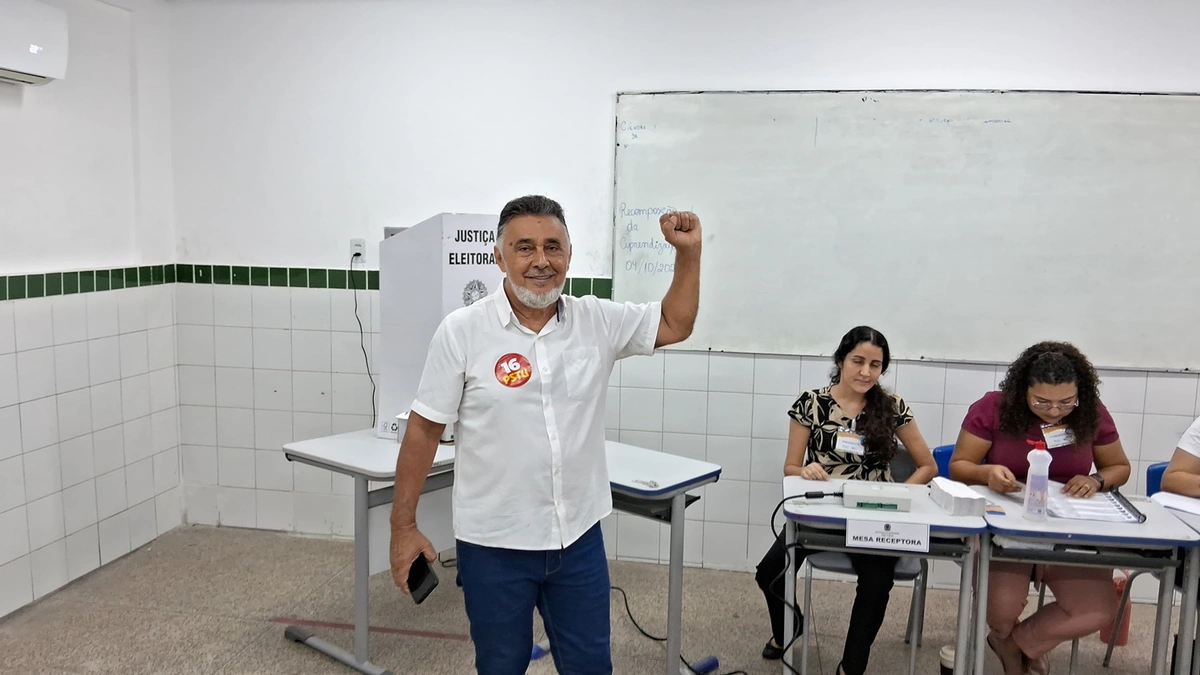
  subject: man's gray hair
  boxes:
[497,195,569,244]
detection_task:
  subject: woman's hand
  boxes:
[1062,474,1102,498]
[798,463,830,481]
[987,465,1019,494]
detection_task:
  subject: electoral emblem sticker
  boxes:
[495,353,533,388]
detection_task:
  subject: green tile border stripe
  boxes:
[0,264,613,301]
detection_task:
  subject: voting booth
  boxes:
[368,213,505,574]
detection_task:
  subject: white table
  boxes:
[1151,493,1200,675]
[780,477,988,675]
[283,429,721,675]
[976,487,1200,675]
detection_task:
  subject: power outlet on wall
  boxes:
[349,238,366,264]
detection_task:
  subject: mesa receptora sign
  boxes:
[845,521,930,553]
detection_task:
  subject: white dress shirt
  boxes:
[410,285,661,550]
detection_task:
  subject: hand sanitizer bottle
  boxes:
[1024,440,1051,522]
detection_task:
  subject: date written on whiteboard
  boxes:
[624,260,675,276]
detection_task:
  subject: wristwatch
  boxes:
[1090,472,1106,491]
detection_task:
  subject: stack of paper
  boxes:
[1152,491,1200,516]
[930,477,986,516]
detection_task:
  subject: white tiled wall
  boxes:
[169,285,1200,604]
[600,351,1200,605]
[0,287,182,619]
[175,285,378,537]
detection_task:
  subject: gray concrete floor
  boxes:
[0,526,1171,674]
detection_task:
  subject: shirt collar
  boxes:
[493,280,564,328]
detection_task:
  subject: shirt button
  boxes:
[550,434,557,441]
[541,366,548,374]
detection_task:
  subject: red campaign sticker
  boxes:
[495,353,533,388]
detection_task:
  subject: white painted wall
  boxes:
[0,0,179,621]
[126,0,178,265]
[0,0,135,273]
[0,0,175,274]
[168,0,1200,273]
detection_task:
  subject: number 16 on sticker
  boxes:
[495,353,532,388]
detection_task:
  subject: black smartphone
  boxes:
[407,555,439,604]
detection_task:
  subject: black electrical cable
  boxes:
[765,492,843,675]
[609,585,749,675]
[347,254,377,428]
[611,493,845,674]
[609,583,748,672]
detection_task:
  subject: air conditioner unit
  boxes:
[0,0,68,85]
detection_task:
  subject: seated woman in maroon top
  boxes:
[950,342,1131,675]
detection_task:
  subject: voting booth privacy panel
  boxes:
[371,213,504,571]
[612,90,1200,369]
[377,213,505,439]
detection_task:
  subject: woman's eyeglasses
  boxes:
[1030,399,1079,411]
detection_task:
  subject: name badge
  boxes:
[835,429,866,455]
[1041,424,1076,449]
[846,520,930,553]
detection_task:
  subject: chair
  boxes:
[1147,462,1169,498]
[1000,463,1169,674]
[933,443,990,476]
[1031,462,1169,672]
[800,553,927,675]
[933,444,954,479]
[794,444,930,675]
[1103,461,1171,668]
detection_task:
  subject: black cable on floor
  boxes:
[609,586,749,675]
[606,493,847,675]
[610,585,665,641]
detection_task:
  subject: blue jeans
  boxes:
[456,523,612,675]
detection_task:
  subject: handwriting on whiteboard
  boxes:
[618,203,678,221]
[620,237,674,255]
[915,118,1012,124]
[619,120,653,141]
[616,202,697,274]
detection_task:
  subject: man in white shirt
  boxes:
[388,194,701,674]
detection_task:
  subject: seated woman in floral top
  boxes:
[754,326,936,675]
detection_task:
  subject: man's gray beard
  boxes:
[510,279,565,309]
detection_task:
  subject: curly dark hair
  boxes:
[829,326,899,466]
[996,341,1102,441]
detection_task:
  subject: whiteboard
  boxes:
[612,91,1200,369]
